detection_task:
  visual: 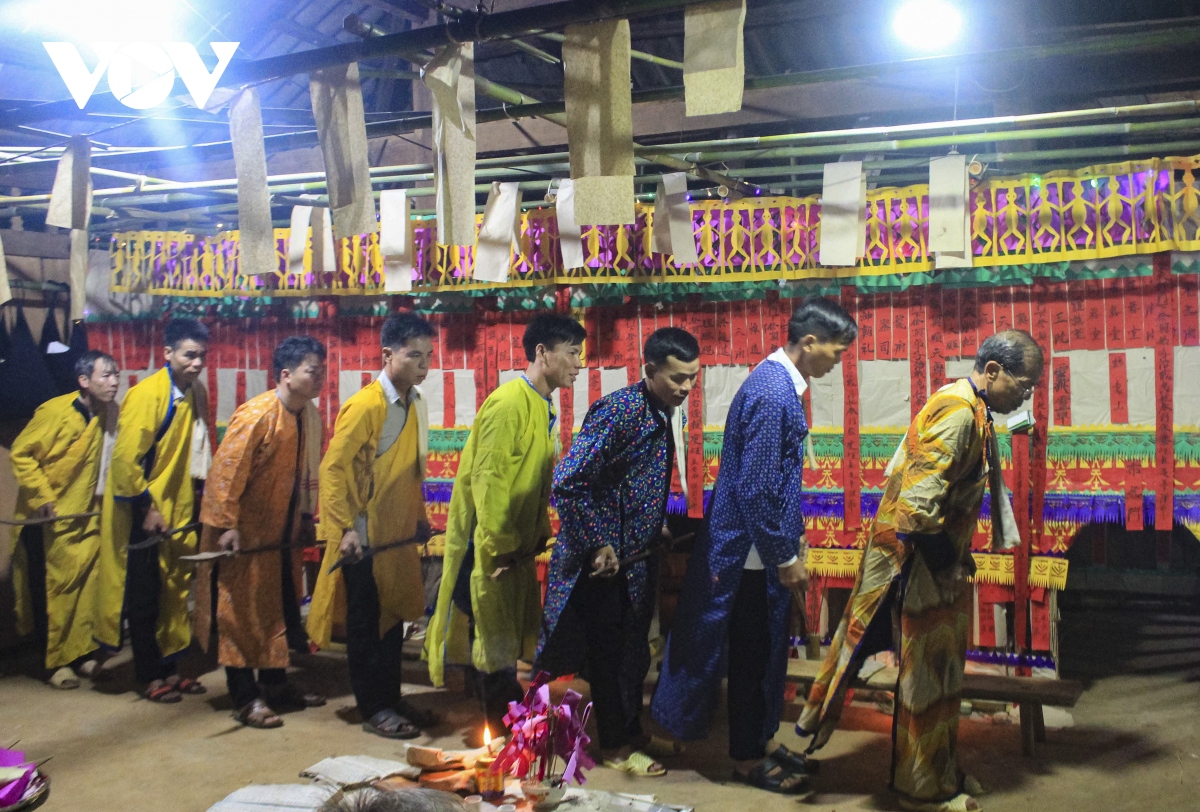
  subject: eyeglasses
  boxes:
[1000,366,1035,398]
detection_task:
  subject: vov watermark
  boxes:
[43,42,239,110]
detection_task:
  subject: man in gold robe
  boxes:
[11,349,119,688]
[798,330,1043,812]
[307,314,435,739]
[425,312,585,737]
[96,317,212,703]
[194,336,327,728]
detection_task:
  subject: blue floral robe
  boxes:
[537,381,676,669]
[651,359,808,742]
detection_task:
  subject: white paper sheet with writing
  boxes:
[818,161,865,267]
[380,189,413,291]
[207,784,335,812]
[301,755,421,787]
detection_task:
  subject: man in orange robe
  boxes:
[194,336,327,727]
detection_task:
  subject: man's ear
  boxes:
[644,361,658,379]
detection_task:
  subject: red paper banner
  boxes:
[747,299,764,360]
[1126,459,1144,531]
[943,287,962,359]
[960,288,980,357]
[1048,282,1070,351]
[857,292,877,360]
[1152,254,1175,531]
[1012,284,1031,334]
[1067,280,1087,347]
[1103,278,1126,349]
[928,287,947,389]
[1052,356,1072,427]
[484,315,500,395]
[715,302,732,364]
[1181,273,1200,346]
[993,286,1014,332]
[697,304,717,365]
[1109,352,1129,424]
[841,287,861,534]
[878,292,894,360]
[471,315,486,412]
[1123,275,1146,347]
[1031,591,1052,651]
[442,370,456,428]
[325,318,342,429]
[625,303,642,384]
[687,364,705,518]
[977,285,996,346]
[588,368,601,408]
[731,301,750,366]
[909,288,928,417]
[559,381,574,456]
[1083,280,1106,350]
[892,290,910,360]
[1030,279,1051,552]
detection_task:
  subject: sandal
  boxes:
[395,697,439,728]
[236,698,283,729]
[770,744,820,775]
[263,683,326,709]
[363,709,420,740]
[143,682,183,704]
[731,755,808,795]
[642,735,686,760]
[167,676,206,695]
[48,667,80,690]
[898,794,981,812]
[603,751,666,777]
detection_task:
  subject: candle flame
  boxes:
[482,725,492,749]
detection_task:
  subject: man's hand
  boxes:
[142,507,168,534]
[590,545,619,578]
[217,529,241,553]
[35,502,57,521]
[339,529,363,561]
[777,558,809,591]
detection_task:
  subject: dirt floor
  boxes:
[1,642,1199,812]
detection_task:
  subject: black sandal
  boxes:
[732,755,808,795]
[363,708,421,739]
[770,744,820,775]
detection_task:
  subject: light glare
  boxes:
[15,0,183,41]
[893,0,963,52]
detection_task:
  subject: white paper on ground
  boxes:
[473,181,521,283]
[928,154,968,253]
[652,172,699,265]
[300,754,421,786]
[555,179,587,270]
[206,783,335,812]
[819,161,864,267]
[380,189,413,291]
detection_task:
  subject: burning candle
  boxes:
[474,754,504,798]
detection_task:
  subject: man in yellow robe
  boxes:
[425,312,585,736]
[11,349,120,689]
[307,314,434,739]
[96,317,212,703]
[194,336,327,728]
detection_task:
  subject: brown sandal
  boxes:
[168,676,206,695]
[143,683,182,704]
[236,698,283,729]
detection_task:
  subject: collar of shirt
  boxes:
[521,374,558,433]
[378,371,419,406]
[765,347,808,401]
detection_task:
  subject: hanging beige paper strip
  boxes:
[424,44,477,246]
[933,157,974,269]
[288,203,315,277]
[46,135,92,230]
[473,182,521,283]
[652,172,699,265]
[819,161,865,267]
[563,19,635,226]
[380,189,414,292]
[69,228,88,321]
[310,207,336,276]
[229,88,278,278]
[0,231,10,306]
[311,62,378,240]
[683,0,746,116]
[554,179,586,270]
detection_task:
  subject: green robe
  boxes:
[424,377,556,684]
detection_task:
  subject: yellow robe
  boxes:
[10,393,114,669]
[425,377,556,684]
[194,392,320,669]
[306,381,428,648]
[95,367,205,657]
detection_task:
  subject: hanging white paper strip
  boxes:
[652,172,699,265]
[555,179,587,270]
[69,228,88,321]
[287,204,314,277]
[819,161,865,267]
[424,44,477,246]
[473,182,521,283]
[380,189,413,292]
[310,206,336,276]
[933,159,974,269]
[928,154,968,253]
[310,62,378,240]
[683,0,746,116]
[229,88,277,277]
[0,230,11,307]
[46,135,92,230]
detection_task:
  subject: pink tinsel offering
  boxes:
[0,748,35,808]
[492,672,595,785]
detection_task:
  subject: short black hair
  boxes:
[75,349,115,381]
[381,313,435,350]
[644,327,699,366]
[787,296,858,345]
[974,329,1044,376]
[164,317,210,349]
[273,336,327,381]
[522,313,586,362]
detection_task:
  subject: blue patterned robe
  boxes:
[651,359,809,742]
[537,382,675,668]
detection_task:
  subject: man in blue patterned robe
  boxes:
[651,297,857,795]
[536,327,699,777]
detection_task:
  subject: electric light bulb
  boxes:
[893,0,964,53]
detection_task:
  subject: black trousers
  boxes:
[343,555,406,719]
[20,526,50,668]
[727,568,773,762]
[225,666,287,708]
[125,517,175,684]
[537,573,652,751]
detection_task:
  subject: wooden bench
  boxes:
[784,658,1084,756]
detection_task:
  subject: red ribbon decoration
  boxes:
[840,286,861,537]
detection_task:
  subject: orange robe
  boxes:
[193,391,320,669]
